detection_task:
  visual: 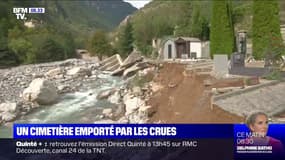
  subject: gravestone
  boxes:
[213,54,229,78]
[230,52,245,68]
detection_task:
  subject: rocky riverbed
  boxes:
[0,56,158,137]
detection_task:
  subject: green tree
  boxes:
[88,30,112,60]
[30,37,65,63]
[210,0,235,58]
[252,0,282,60]
[0,18,18,66]
[8,38,33,63]
[189,4,203,37]
[117,21,134,57]
[173,1,192,36]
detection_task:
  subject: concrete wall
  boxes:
[201,41,210,58]
[190,42,202,58]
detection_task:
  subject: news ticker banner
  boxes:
[13,124,233,139]
[3,124,284,160]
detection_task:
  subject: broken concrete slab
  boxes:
[99,54,122,71]
[121,50,143,68]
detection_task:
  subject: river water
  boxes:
[0,73,124,138]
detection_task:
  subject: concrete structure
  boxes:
[213,55,229,77]
[99,54,123,71]
[213,81,285,118]
[153,37,209,60]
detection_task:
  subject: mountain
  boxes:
[0,0,137,66]
[0,0,137,40]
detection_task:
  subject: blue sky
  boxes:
[124,0,151,9]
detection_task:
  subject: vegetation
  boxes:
[252,0,283,60]
[0,0,135,67]
[210,0,235,58]
[174,2,209,41]
[116,21,134,58]
[87,30,112,60]
[127,0,241,56]
[1,0,284,67]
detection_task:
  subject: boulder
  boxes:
[66,67,91,77]
[97,88,117,100]
[108,91,121,104]
[0,102,18,113]
[102,108,113,118]
[1,112,16,122]
[139,105,156,117]
[132,86,142,96]
[23,78,58,105]
[124,94,145,115]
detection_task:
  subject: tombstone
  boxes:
[230,52,245,68]
[213,54,229,77]
[237,30,247,55]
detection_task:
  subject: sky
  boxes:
[124,0,152,9]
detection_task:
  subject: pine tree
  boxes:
[117,21,134,57]
[210,0,235,58]
[252,0,282,60]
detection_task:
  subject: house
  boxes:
[153,37,210,60]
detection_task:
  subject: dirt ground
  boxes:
[148,63,245,123]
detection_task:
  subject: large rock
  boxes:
[121,50,143,68]
[139,105,156,117]
[0,102,18,113]
[108,91,121,104]
[97,88,117,100]
[102,108,113,118]
[1,112,17,122]
[132,86,142,96]
[23,78,58,105]
[124,94,145,115]
[66,67,91,77]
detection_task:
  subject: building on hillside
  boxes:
[152,37,210,60]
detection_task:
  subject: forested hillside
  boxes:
[114,0,284,56]
[0,0,136,67]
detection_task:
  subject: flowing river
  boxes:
[0,73,124,138]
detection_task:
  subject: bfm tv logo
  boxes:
[13,7,45,20]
